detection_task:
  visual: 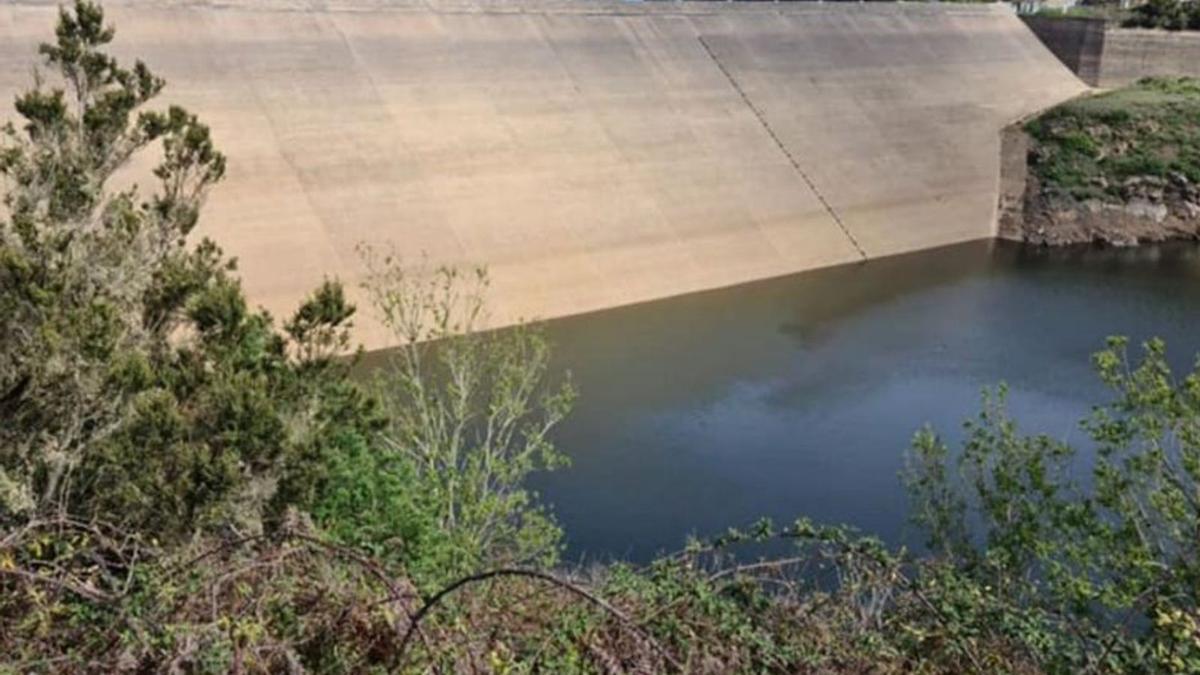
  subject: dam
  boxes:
[0,0,1086,347]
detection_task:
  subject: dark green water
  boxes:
[528,240,1200,563]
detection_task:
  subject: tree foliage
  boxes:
[357,247,574,584]
[906,338,1200,672]
[0,0,375,539]
[3,3,1200,673]
[1124,0,1200,31]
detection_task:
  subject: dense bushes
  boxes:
[0,0,373,537]
[1124,0,1200,30]
[906,338,1200,673]
[3,3,1200,673]
[0,3,575,668]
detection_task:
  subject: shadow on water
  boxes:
[520,240,1200,563]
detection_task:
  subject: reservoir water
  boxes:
[528,240,1200,562]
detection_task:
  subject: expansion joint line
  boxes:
[697,36,868,261]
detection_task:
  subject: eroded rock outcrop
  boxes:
[1006,170,1200,247]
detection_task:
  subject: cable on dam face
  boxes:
[697,34,868,262]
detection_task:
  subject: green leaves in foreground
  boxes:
[905,337,1200,672]
[0,0,374,542]
[5,2,1200,673]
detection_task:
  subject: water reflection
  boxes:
[527,240,1200,562]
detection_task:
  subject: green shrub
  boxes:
[6,4,1200,674]
[0,0,381,539]
[1059,131,1100,157]
[905,337,1200,673]
[1107,150,1169,178]
[1124,0,1200,30]
[359,249,575,586]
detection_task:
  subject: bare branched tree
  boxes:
[361,244,575,577]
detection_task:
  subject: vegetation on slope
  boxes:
[1015,77,1200,244]
[1026,77,1200,201]
[2,3,1200,672]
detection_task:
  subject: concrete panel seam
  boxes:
[697,34,868,261]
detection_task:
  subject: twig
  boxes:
[0,567,112,603]
[396,567,682,672]
[707,555,811,584]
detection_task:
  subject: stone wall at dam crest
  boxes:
[0,0,1087,348]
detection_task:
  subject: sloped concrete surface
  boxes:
[0,1,1085,347]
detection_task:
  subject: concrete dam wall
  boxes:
[0,1,1085,347]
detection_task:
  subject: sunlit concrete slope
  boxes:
[0,1,1084,347]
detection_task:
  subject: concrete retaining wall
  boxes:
[1023,16,1200,88]
[997,125,1034,241]
[0,1,1085,348]
[1101,28,1200,87]
[1021,15,1105,86]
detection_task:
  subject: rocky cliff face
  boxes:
[1012,171,1200,246]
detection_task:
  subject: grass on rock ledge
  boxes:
[1026,77,1200,202]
